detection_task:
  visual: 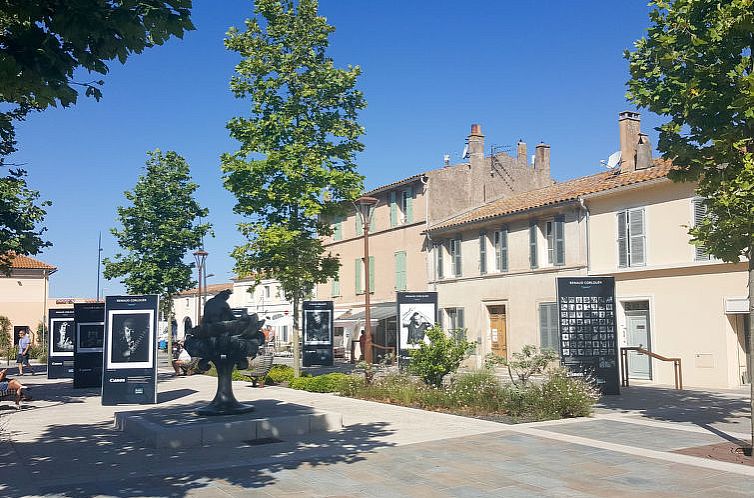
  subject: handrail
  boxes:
[349,341,396,364]
[620,346,682,390]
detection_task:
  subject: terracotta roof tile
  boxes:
[429,160,674,232]
[176,282,233,296]
[4,253,57,270]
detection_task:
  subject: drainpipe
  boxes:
[420,176,435,291]
[578,197,591,274]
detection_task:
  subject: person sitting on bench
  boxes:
[172,342,194,376]
[0,368,32,405]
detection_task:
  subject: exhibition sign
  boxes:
[48,308,75,379]
[302,300,333,367]
[73,302,105,388]
[556,277,620,395]
[396,292,438,363]
[101,295,159,405]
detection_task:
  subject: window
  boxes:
[539,302,560,353]
[529,223,538,269]
[395,251,407,291]
[450,237,462,277]
[479,232,487,275]
[333,215,343,240]
[445,307,465,338]
[401,188,413,223]
[617,208,646,267]
[692,198,710,261]
[331,275,340,297]
[264,285,271,298]
[390,191,398,227]
[494,228,508,272]
[354,257,375,294]
[545,217,566,266]
[435,242,444,280]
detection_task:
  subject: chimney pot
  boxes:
[470,123,483,136]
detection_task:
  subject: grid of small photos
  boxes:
[559,295,616,365]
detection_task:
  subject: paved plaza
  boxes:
[2,362,754,497]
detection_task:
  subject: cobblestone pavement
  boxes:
[1,369,754,497]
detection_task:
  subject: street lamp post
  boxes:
[354,196,379,364]
[193,249,208,324]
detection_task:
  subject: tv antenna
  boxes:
[600,151,622,169]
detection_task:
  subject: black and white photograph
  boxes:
[304,309,331,345]
[77,323,104,353]
[50,318,75,356]
[399,303,434,350]
[107,310,154,369]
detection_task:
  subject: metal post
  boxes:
[363,222,373,364]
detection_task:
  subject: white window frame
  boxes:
[617,207,646,268]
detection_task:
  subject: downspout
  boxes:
[421,176,435,292]
[578,197,591,274]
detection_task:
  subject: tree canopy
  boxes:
[625,0,754,262]
[221,0,365,299]
[103,149,211,313]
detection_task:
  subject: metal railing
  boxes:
[350,342,396,364]
[620,346,682,390]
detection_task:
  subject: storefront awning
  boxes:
[338,302,396,322]
[725,298,749,314]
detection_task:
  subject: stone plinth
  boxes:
[114,401,343,449]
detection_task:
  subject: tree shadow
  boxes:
[0,399,396,497]
[596,385,749,428]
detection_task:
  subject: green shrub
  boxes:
[486,345,558,387]
[407,326,475,387]
[289,373,351,393]
[447,370,507,414]
[265,364,294,385]
[503,367,600,420]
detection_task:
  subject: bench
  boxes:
[0,388,29,409]
[239,353,275,387]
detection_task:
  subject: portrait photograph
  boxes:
[50,318,75,356]
[107,310,154,369]
[399,303,435,350]
[304,309,331,345]
[77,322,104,353]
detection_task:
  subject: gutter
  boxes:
[578,197,591,274]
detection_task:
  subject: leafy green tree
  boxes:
[0,167,50,274]
[221,0,365,376]
[0,1,194,162]
[626,0,754,449]
[0,316,11,365]
[104,149,211,346]
[408,326,475,387]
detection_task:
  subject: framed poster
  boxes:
[48,308,76,379]
[556,277,620,395]
[304,309,332,345]
[106,309,154,369]
[73,302,105,388]
[50,317,75,357]
[302,300,334,367]
[397,292,438,352]
[77,322,104,353]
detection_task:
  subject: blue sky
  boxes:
[10,1,663,298]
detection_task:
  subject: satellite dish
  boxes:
[606,151,622,169]
[461,144,469,159]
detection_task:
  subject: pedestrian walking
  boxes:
[16,328,34,376]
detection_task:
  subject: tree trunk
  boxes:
[749,256,754,454]
[293,295,301,377]
[166,297,173,368]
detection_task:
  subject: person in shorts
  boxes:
[16,329,34,376]
[0,368,32,405]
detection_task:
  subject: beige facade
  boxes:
[0,254,57,345]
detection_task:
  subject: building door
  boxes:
[626,307,652,380]
[488,306,507,358]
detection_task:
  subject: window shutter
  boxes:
[405,188,413,223]
[355,258,362,294]
[693,199,710,261]
[368,256,375,293]
[331,276,340,297]
[390,191,398,227]
[539,303,559,353]
[333,216,343,240]
[479,232,487,274]
[436,243,444,280]
[369,205,377,232]
[355,212,363,236]
[498,228,508,272]
[395,251,407,291]
[546,221,555,264]
[554,216,565,266]
[629,208,646,266]
[452,238,462,276]
[529,223,538,269]
[457,308,465,329]
[617,211,628,268]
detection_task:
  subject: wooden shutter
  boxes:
[554,216,565,266]
[452,238,462,276]
[405,188,413,223]
[333,216,342,240]
[355,258,362,294]
[479,232,487,274]
[331,276,340,297]
[529,223,538,269]
[456,308,465,329]
[436,243,444,280]
[497,228,508,272]
[629,208,645,266]
[368,256,375,293]
[617,211,628,268]
[539,303,559,353]
[395,251,407,291]
[390,191,398,227]
[693,199,710,260]
[355,211,363,236]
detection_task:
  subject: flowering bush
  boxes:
[503,367,600,420]
[289,372,351,393]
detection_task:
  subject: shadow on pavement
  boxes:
[156,388,198,404]
[0,399,396,498]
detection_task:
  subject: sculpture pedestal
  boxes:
[197,360,254,416]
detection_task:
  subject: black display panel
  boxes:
[556,277,620,395]
[396,292,438,364]
[73,302,104,388]
[48,308,75,379]
[302,300,333,367]
[101,295,159,405]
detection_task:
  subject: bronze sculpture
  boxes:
[184,290,265,415]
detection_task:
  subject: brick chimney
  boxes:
[635,133,652,170]
[517,140,527,162]
[534,142,551,184]
[467,124,484,163]
[619,111,641,174]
